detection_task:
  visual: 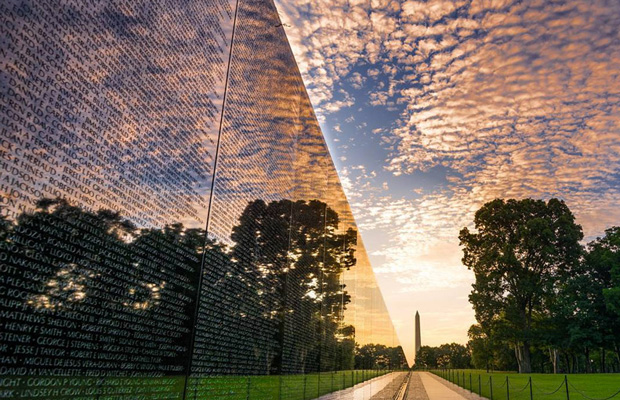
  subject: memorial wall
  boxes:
[0,0,406,398]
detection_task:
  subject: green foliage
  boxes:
[414,343,471,369]
[468,324,493,371]
[460,198,583,373]
[414,346,438,369]
[589,227,620,316]
[354,344,407,370]
[461,198,620,373]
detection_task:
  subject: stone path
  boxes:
[315,372,407,400]
[405,372,430,400]
[417,372,469,400]
[313,371,488,400]
[423,373,487,400]
[369,371,408,400]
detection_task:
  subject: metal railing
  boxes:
[431,369,620,400]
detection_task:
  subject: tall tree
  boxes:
[459,198,583,373]
[468,324,492,371]
[414,345,438,369]
[586,227,620,369]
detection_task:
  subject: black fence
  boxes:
[431,370,620,400]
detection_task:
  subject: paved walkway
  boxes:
[417,372,469,400]
[405,372,429,400]
[313,371,485,400]
[315,372,407,400]
[423,373,487,400]
[370,372,408,400]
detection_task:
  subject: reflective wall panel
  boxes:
[0,0,406,398]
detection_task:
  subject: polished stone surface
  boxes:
[0,0,405,398]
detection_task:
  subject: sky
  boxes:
[274,0,620,363]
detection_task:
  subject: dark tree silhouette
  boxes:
[1,198,204,379]
[194,198,362,375]
[356,344,407,370]
[0,197,397,383]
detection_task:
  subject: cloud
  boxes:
[276,0,620,360]
[348,72,366,89]
[402,0,467,24]
[385,1,620,234]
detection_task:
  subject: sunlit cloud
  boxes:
[276,0,620,362]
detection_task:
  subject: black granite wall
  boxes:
[0,0,405,398]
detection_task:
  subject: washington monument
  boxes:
[415,311,421,361]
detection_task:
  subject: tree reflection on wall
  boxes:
[1,198,202,374]
[199,199,358,375]
[0,198,405,378]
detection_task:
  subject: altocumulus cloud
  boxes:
[275,0,620,350]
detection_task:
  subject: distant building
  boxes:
[415,311,421,362]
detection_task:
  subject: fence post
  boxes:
[506,376,510,400]
[246,376,251,400]
[529,377,533,400]
[331,372,334,393]
[279,374,283,400]
[457,371,460,386]
[303,375,307,400]
[565,375,570,400]
[490,376,494,400]
[479,374,482,395]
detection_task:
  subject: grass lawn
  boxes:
[1,370,393,399]
[431,369,620,400]
[190,369,389,399]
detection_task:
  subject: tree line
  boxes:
[459,198,620,373]
[414,343,471,369]
[355,343,407,370]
